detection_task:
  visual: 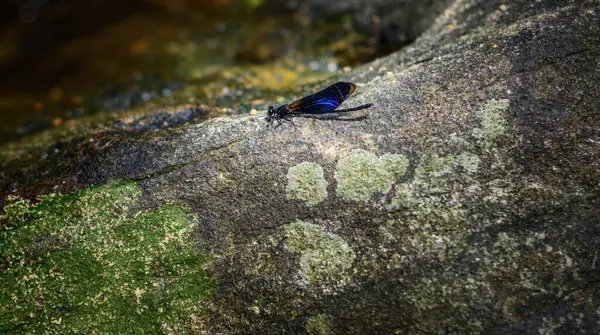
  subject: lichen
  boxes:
[286,162,328,205]
[381,154,410,180]
[334,150,408,202]
[539,317,565,335]
[282,221,355,288]
[306,314,334,335]
[390,183,417,209]
[457,152,480,174]
[472,98,510,149]
[413,153,456,193]
[0,181,211,334]
[388,151,470,261]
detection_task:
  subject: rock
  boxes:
[1,0,599,334]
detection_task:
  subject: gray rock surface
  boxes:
[2,0,599,333]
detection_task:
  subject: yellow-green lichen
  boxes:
[457,152,480,174]
[387,150,471,263]
[282,221,355,287]
[482,179,511,205]
[286,162,328,205]
[404,275,487,334]
[335,150,409,202]
[390,183,417,209]
[0,181,211,334]
[381,154,411,180]
[414,153,456,193]
[306,314,334,335]
[472,99,510,148]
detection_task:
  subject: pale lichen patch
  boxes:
[413,153,456,193]
[472,98,510,149]
[457,152,480,174]
[282,221,355,288]
[286,162,328,205]
[335,150,408,202]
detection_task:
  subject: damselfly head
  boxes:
[266,106,275,123]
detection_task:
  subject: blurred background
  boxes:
[0,0,449,145]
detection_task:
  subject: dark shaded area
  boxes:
[258,0,455,58]
[0,0,152,95]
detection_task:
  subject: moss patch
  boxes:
[286,162,328,205]
[0,181,211,333]
[335,150,409,202]
[282,221,355,287]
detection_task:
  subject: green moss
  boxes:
[472,99,510,148]
[282,221,355,287]
[306,314,334,335]
[0,181,211,334]
[286,162,328,205]
[335,150,409,202]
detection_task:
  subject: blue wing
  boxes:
[288,82,356,114]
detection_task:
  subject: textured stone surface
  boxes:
[1,0,599,333]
